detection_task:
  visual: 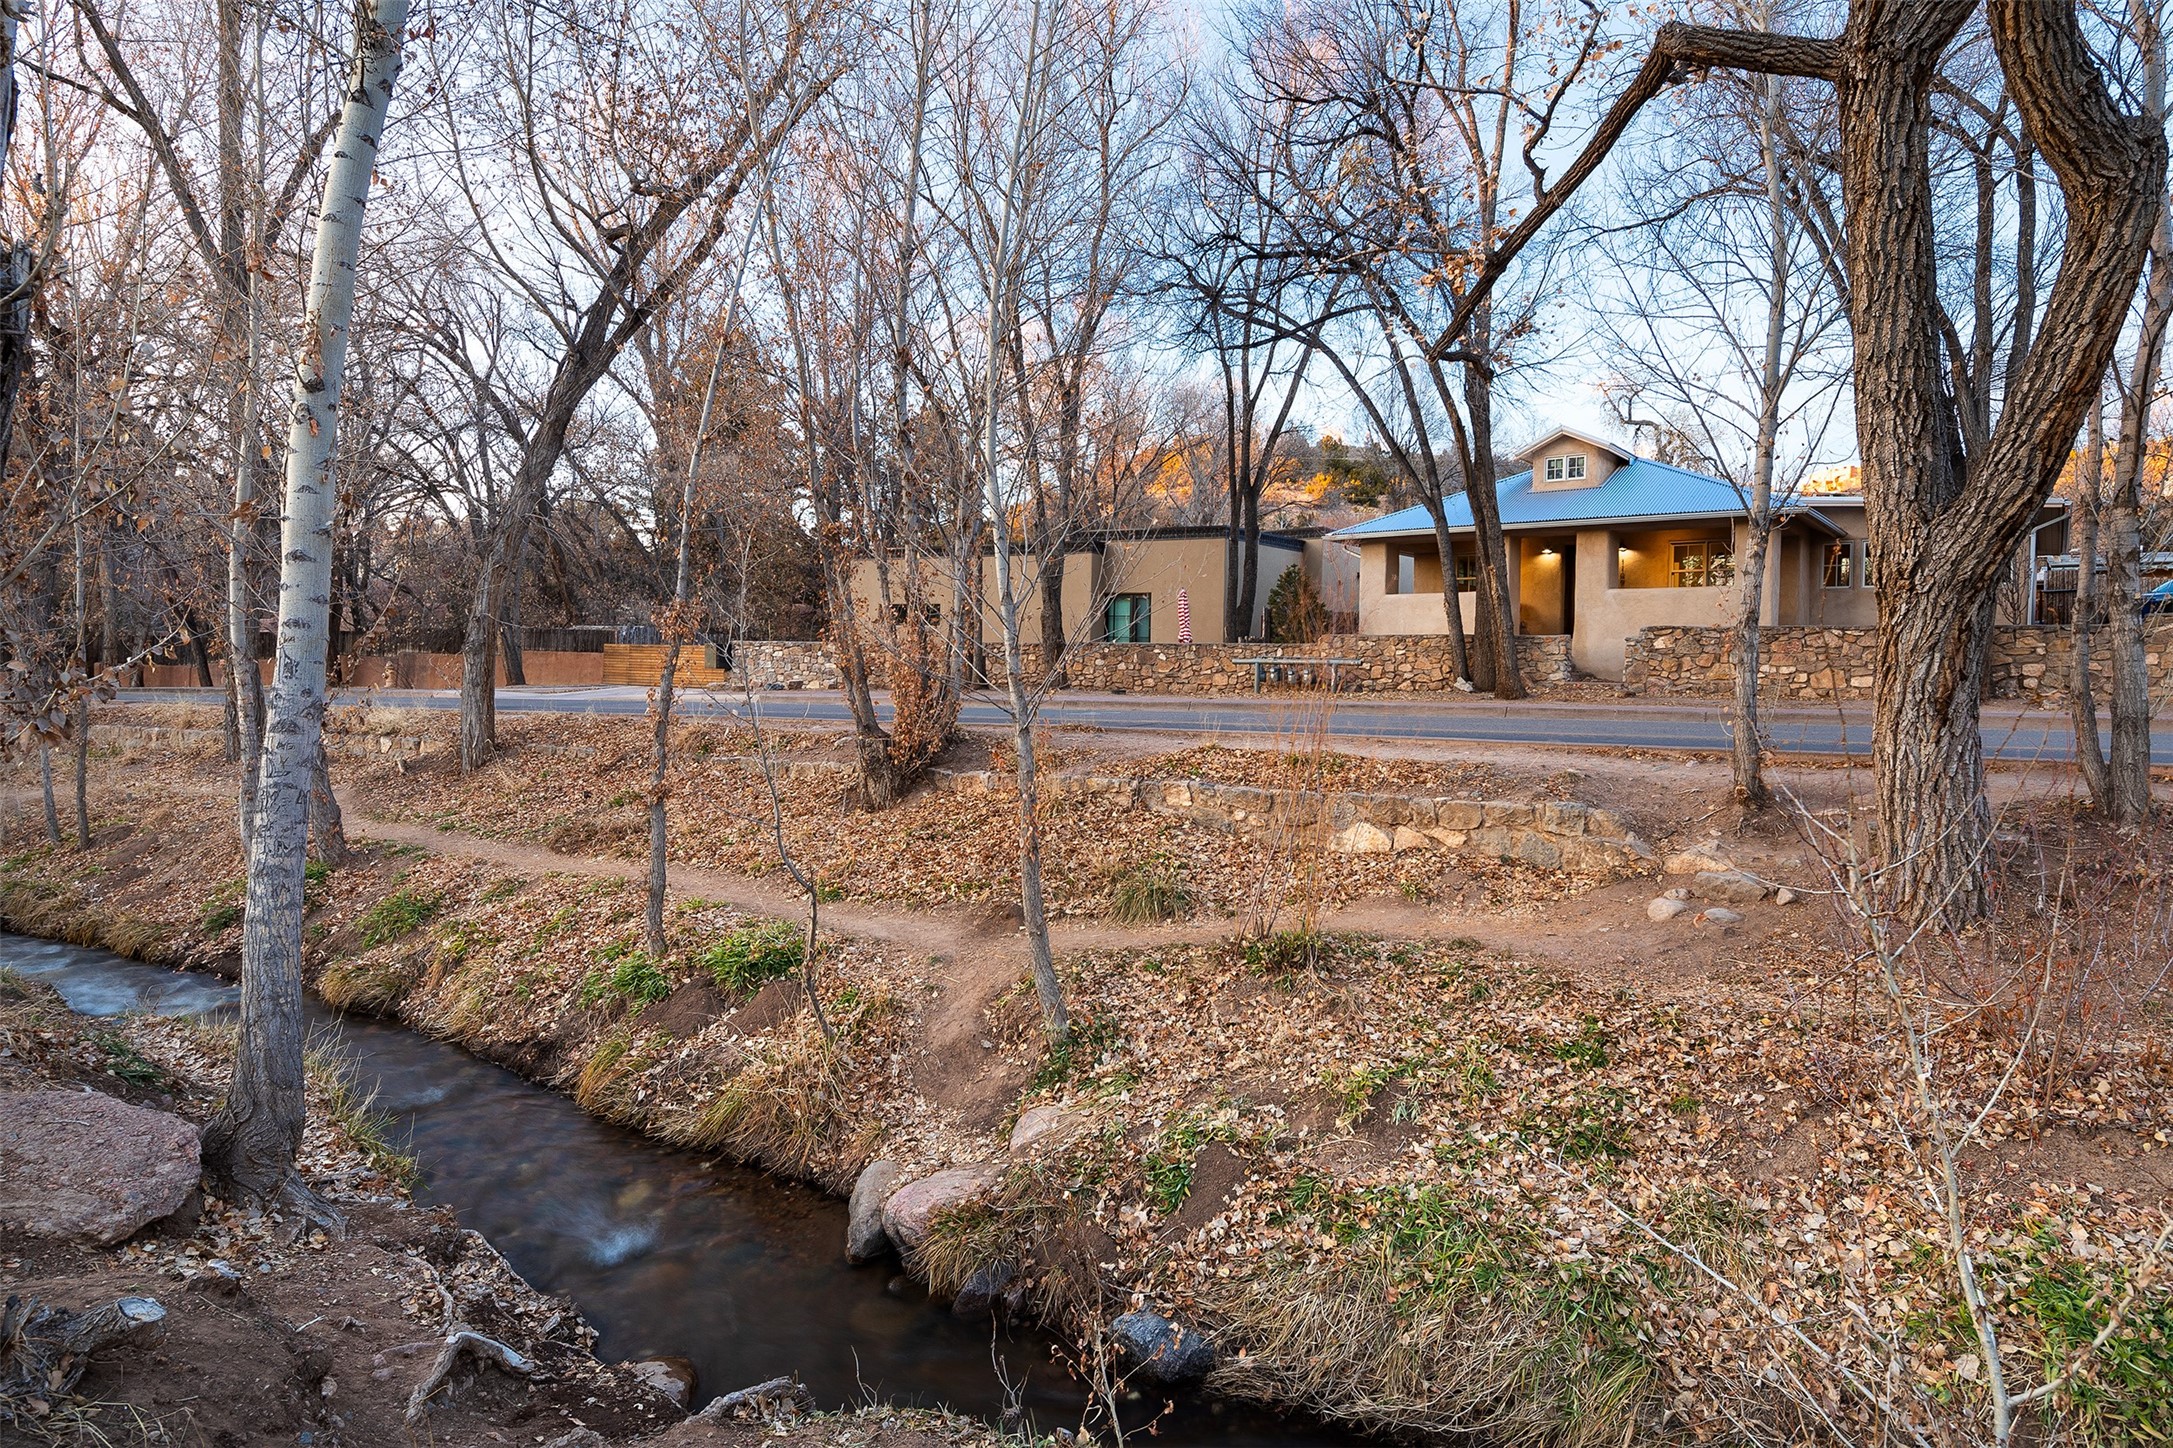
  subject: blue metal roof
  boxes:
[1329,458,1769,540]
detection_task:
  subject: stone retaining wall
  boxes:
[1025,634,1574,695]
[735,640,840,690]
[915,766,1648,875]
[86,725,430,759]
[1624,624,2173,704]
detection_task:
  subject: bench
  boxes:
[1233,656,1366,693]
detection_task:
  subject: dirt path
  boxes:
[338,793,1755,1015]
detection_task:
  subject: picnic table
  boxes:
[1233,655,1365,693]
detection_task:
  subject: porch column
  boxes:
[1503,536,1523,633]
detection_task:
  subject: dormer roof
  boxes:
[1516,427,1633,467]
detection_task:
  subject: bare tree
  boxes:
[72,0,342,841]
[1595,44,1848,808]
[644,207,762,956]
[2078,0,2173,826]
[438,0,843,771]
[201,0,407,1210]
[1168,80,1323,644]
[1419,5,2164,920]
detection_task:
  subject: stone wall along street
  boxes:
[1623,623,2172,704]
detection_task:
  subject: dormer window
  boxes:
[1544,453,1588,482]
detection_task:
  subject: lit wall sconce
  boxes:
[1539,546,1557,558]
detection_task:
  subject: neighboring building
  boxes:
[1331,427,2067,681]
[850,526,1355,648]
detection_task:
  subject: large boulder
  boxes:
[1111,1310,1216,1388]
[881,1166,1001,1256]
[626,1356,698,1409]
[0,1089,201,1245]
[950,1260,1017,1321]
[846,1159,902,1263]
[1692,869,1771,904]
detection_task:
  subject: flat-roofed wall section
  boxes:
[1625,624,2172,703]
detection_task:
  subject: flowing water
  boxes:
[3,935,1345,1445]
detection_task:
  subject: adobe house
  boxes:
[850,526,1358,647]
[1331,427,2066,681]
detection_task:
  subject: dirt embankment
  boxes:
[4,710,2171,1447]
[0,966,1010,1448]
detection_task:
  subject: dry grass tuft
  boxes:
[572,1024,653,1114]
[911,1166,1104,1327]
[318,953,420,1014]
[659,1016,873,1184]
[1200,1254,1658,1447]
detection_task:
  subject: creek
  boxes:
[4,933,1347,1445]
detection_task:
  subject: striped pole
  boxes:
[1175,588,1192,643]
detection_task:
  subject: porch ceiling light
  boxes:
[1539,546,1557,557]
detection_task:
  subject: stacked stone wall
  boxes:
[914,767,1648,875]
[1624,624,2173,704]
[1024,634,1573,695]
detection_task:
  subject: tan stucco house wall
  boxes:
[850,528,1317,650]
[1334,426,2069,682]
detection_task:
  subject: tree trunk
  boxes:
[1038,546,1067,686]
[1462,358,1522,698]
[500,541,527,686]
[1424,504,1471,684]
[1729,524,1773,810]
[987,527,1068,1036]
[2071,406,2112,808]
[307,738,347,865]
[1871,584,1998,920]
[1235,489,1261,640]
[71,697,89,848]
[1731,75,1793,813]
[646,645,677,956]
[2103,468,2152,823]
[38,744,57,844]
[458,578,499,771]
[189,627,214,688]
[202,0,406,1212]
[2105,73,2172,824]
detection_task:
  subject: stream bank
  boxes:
[7,720,2170,1446]
[3,934,1338,1446]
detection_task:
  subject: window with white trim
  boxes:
[1545,456,1565,481]
[1566,453,1588,479]
[1822,542,1855,589]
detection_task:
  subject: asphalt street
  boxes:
[127,685,2172,763]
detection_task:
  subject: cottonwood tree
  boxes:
[1649,5,2162,919]
[1389,4,2165,921]
[432,0,844,771]
[1225,0,1637,698]
[200,0,407,1210]
[1167,79,1323,643]
[71,0,345,839]
[2071,0,2172,827]
[1594,48,1848,808]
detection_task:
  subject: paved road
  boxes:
[128,685,2172,763]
